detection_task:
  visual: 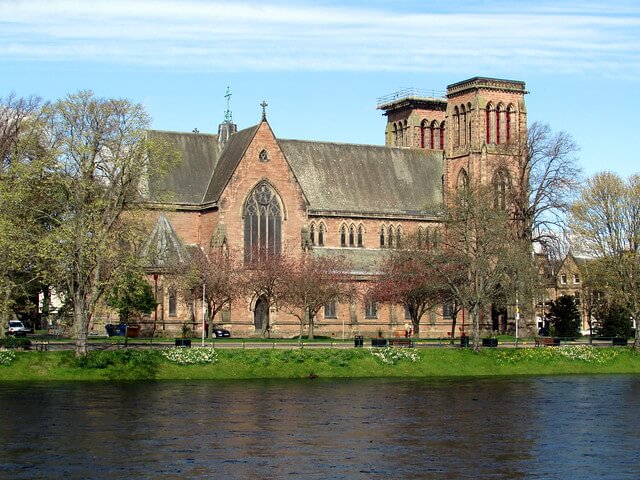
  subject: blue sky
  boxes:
[2,0,639,177]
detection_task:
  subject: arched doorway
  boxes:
[254,297,269,332]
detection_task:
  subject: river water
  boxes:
[1,375,638,479]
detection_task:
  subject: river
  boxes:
[1,375,638,479]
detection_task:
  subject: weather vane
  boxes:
[224,86,233,123]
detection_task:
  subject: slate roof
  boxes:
[202,124,260,204]
[279,140,443,215]
[310,247,389,276]
[141,214,190,270]
[149,121,444,216]
[146,130,222,204]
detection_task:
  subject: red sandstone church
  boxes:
[141,77,527,339]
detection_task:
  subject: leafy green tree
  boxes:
[571,172,640,350]
[594,304,632,339]
[0,94,57,336]
[106,271,156,324]
[546,294,580,338]
[38,91,177,356]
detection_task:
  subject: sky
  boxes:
[1,0,639,178]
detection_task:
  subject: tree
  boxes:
[105,270,156,324]
[546,294,580,338]
[0,94,56,337]
[369,235,450,338]
[509,121,581,253]
[38,91,176,356]
[242,251,290,338]
[571,172,640,349]
[437,183,526,350]
[179,247,243,337]
[594,303,633,339]
[279,253,354,343]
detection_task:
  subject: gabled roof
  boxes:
[202,124,261,204]
[280,140,443,216]
[141,214,190,270]
[146,130,221,204]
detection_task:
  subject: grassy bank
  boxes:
[2,346,640,381]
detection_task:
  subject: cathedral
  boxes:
[141,77,527,339]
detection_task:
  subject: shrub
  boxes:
[71,350,161,380]
[0,337,32,350]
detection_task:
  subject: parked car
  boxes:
[212,325,231,338]
[8,320,29,337]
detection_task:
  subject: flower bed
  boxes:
[161,347,218,365]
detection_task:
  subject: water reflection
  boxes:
[1,376,639,479]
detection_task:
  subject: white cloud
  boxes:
[1,0,639,75]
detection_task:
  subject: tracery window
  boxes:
[243,182,282,263]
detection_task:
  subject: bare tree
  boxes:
[179,247,243,337]
[510,121,581,253]
[279,253,354,343]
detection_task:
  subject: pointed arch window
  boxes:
[318,223,325,247]
[496,104,503,145]
[357,225,364,247]
[349,224,355,247]
[506,104,514,144]
[420,120,427,148]
[457,169,469,191]
[309,223,316,245]
[396,227,402,249]
[460,104,467,145]
[388,225,395,248]
[243,183,282,263]
[380,226,386,248]
[340,225,347,247]
[454,106,460,147]
[440,121,445,150]
[486,103,494,144]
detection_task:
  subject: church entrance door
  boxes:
[254,297,269,332]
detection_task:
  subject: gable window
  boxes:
[573,273,580,284]
[560,274,567,285]
[259,149,269,162]
[365,300,378,318]
[324,300,337,318]
[243,183,282,263]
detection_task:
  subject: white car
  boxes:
[8,320,29,337]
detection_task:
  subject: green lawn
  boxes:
[1,346,639,381]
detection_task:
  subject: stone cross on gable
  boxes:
[260,101,268,121]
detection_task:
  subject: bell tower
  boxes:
[444,77,527,193]
[377,89,447,150]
